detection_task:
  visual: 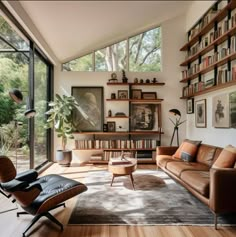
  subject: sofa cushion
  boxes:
[212,145,236,168]
[166,161,209,177]
[172,139,202,162]
[180,170,210,197]
[156,155,181,168]
[196,144,217,167]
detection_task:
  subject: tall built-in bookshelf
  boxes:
[73,82,165,164]
[180,0,236,99]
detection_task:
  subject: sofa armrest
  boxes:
[209,168,236,213]
[156,146,178,156]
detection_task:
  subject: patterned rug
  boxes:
[68,169,236,225]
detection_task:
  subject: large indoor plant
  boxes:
[45,94,79,166]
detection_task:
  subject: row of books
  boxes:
[182,67,236,97]
[182,48,231,80]
[75,139,158,150]
[187,18,236,59]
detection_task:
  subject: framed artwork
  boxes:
[187,98,194,114]
[107,121,116,132]
[212,93,230,128]
[195,99,206,128]
[142,92,157,100]
[131,89,142,99]
[229,91,236,128]
[118,90,128,99]
[130,104,160,131]
[71,86,104,132]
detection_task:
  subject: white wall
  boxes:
[185,1,236,147]
[55,14,187,162]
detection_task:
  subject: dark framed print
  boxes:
[187,98,194,114]
[71,86,104,132]
[195,99,206,128]
[142,92,157,100]
[212,93,230,128]
[130,104,160,131]
[107,121,116,132]
[131,89,142,99]
[229,91,236,127]
[118,90,128,99]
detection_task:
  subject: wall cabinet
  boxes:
[180,0,236,99]
[74,82,165,164]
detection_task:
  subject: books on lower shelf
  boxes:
[109,157,131,165]
[75,139,158,149]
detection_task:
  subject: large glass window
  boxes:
[34,53,48,168]
[0,7,52,171]
[95,40,127,71]
[129,27,161,72]
[63,26,161,72]
[63,53,93,71]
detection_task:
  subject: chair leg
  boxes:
[214,213,218,230]
[45,212,63,230]
[17,211,29,217]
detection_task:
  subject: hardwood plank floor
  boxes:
[0,163,235,237]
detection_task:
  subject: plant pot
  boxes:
[56,150,72,167]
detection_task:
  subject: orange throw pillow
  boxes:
[212,145,236,168]
[172,139,202,162]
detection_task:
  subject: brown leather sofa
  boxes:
[156,144,236,229]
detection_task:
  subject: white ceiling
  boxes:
[19,1,192,63]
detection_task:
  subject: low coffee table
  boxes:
[108,158,137,190]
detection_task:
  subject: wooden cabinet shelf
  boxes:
[107,82,165,86]
[180,52,236,83]
[73,131,164,135]
[106,98,164,103]
[180,1,236,51]
[180,80,236,99]
[180,24,236,66]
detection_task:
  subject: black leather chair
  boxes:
[0,155,87,237]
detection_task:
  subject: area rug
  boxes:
[68,169,236,225]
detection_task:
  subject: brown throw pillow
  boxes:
[212,145,236,168]
[172,139,202,162]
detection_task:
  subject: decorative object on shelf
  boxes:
[131,89,142,99]
[107,121,116,132]
[134,78,138,83]
[212,93,229,128]
[108,72,118,83]
[146,79,150,83]
[45,94,79,166]
[142,92,157,100]
[152,77,157,83]
[118,90,128,99]
[187,98,194,114]
[195,99,206,128]
[103,124,108,132]
[116,125,127,132]
[111,93,116,99]
[72,87,104,132]
[229,91,236,127]
[140,79,144,83]
[131,104,158,131]
[122,70,128,83]
[108,109,112,117]
[115,112,126,117]
[169,109,185,146]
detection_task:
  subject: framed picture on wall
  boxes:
[71,87,104,132]
[229,91,236,128]
[212,93,230,128]
[195,99,206,128]
[187,98,194,114]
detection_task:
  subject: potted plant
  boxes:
[45,94,78,166]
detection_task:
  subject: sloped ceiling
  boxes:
[18,1,192,62]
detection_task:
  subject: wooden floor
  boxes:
[0,163,236,237]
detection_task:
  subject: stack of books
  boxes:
[109,158,131,165]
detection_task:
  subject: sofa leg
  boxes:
[214,213,218,230]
